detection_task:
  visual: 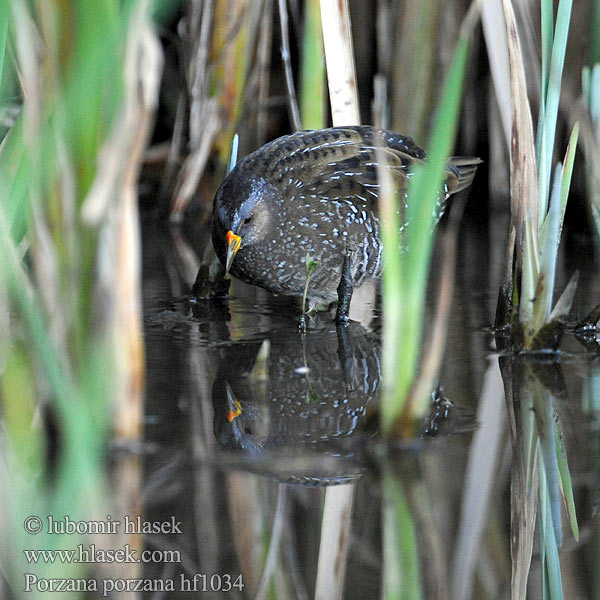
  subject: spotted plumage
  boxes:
[212,126,480,319]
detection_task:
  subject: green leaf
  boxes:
[540,467,565,600]
[538,0,573,218]
[535,165,562,330]
[300,0,325,129]
[553,407,579,541]
[382,470,422,600]
[534,385,562,548]
[306,253,320,276]
[380,33,471,433]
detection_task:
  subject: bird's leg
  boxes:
[335,255,353,324]
[336,321,354,391]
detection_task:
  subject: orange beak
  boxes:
[227,399,242,422]
[225,230,242,273]
[225,382,242,422]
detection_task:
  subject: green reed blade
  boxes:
[590,65,600,123]
[556,123,579,242]
[553,408,579,541]
[534,385,562,548]
[381,36,469,432]
[382,469,422,600]
[300,0,325,129]
[538,0,573,223]
[535,165,562,330]
[540,0,553,105]
[540,470,565,600]
[536,0,552,187]
[0,8,7,92]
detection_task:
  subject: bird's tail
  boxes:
[448,156,482,194]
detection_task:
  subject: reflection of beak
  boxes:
[225,230,242,273]
[225,382,242,422]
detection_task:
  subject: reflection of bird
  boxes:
[212,323,380,457]
[212,126,480,320]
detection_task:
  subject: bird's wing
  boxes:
[257,126,428,209]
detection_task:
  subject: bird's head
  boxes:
[212,172,276,274]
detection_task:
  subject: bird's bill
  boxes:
[225,382,242,422]
[225,230,242,273]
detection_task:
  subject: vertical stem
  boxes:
[278,0,302,130]
[314,485,355,600]
[319,0,360,125]
[314,5,359,600]
[300,0,325,129]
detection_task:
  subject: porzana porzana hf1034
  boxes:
[212,126,480,322]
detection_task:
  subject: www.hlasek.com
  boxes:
[24,544,180,565]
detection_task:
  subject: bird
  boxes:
[211,125,480,322]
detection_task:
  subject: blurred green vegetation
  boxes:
[0,0,169,594]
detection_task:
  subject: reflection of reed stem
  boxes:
[254,484,289,600]
[315,484,355,600]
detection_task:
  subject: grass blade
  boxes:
[534,385,562,548]
[539,0,573,219]
[382,469,422,600]
[381,30,472,432]
[553,408,579,541]
[534,165,562,331]
[300,0,325,129]
[539,467,564,600]
[0,7,7,91]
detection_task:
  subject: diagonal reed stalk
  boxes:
[379,4,478,435]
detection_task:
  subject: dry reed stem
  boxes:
[500,3,540,591]
[83,1,163,439]
[314,3,358,599]
[510,416,538,600]
[226,473,264,596]
[254,485,288,600]
[170,99,219,218]
[169,0,218,217]
[450,360,507,600]
[278,0,302,130]
[116,6,162,440]
[314,484,355,600]
[257,0,274,144]
[502,0,539,247]
[481,0,512,148]
[319,0,359,125]
[188,0,214,149]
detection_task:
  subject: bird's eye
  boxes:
[243,215,253,225]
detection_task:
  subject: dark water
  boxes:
[139,212,600,600]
